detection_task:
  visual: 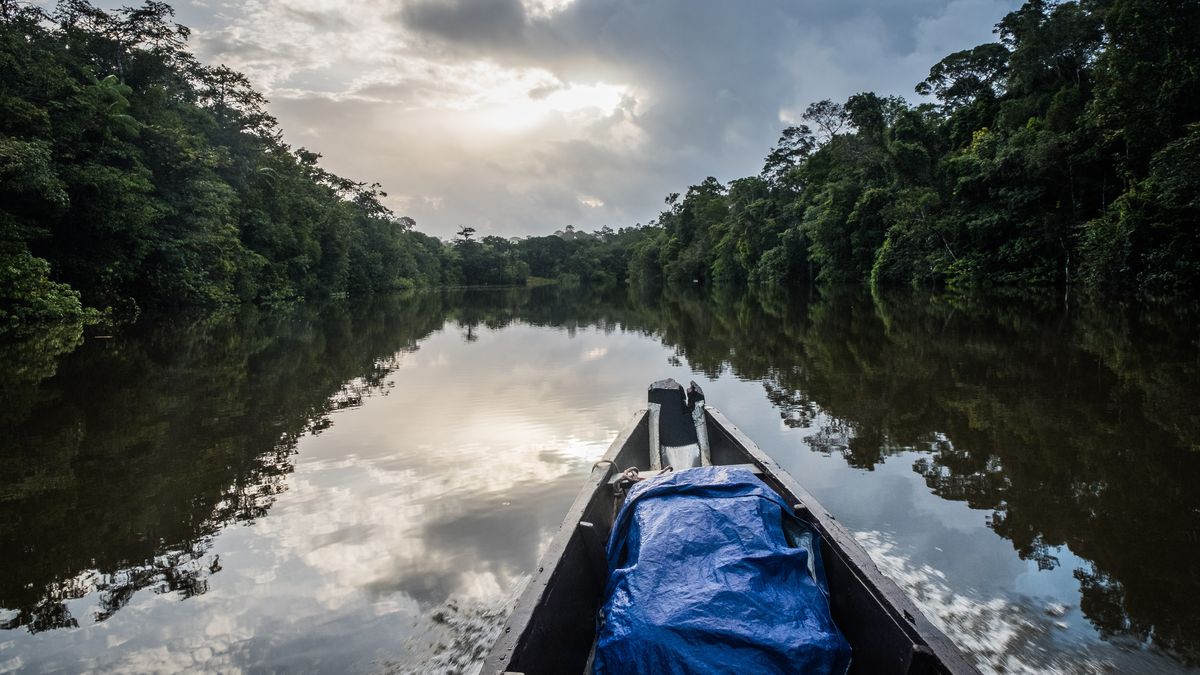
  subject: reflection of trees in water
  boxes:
[912,444,1009,515]
[0,285,643,633]
[3,284,1198,665]
[763,381,820,429]
[0,321,84,428]
[0,285,646,633]
[0,292,450,632]
[621,286,1200,665]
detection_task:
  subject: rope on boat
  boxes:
[610,466,673,497]
[591,461,673,483]
[621,466,673,481]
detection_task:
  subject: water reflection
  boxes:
[634,287,1200,666]
[0,286,1198,673]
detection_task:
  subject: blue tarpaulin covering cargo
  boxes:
[594,465,852,674]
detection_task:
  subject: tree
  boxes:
[915,43,1010,111]
[802,99,849,143]
[761,125,815,187]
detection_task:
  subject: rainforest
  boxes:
[2,0,1197,337]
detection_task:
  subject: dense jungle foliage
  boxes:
[0,1,642,333]
[2,0,1197,335]
[627,0,1200,295]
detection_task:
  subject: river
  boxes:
[1,286,1197,674]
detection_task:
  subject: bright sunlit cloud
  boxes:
[523,0,578,19]
[459,71,629,133]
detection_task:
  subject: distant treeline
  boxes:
[3,0,1197,334]
[445,224,650,289]
[627,0,1199,294]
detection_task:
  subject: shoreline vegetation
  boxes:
[2,0,1197,338]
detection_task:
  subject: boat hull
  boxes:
[482,408,979,675]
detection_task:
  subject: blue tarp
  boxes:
[594,466,852,675]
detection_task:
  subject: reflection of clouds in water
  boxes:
[583,346,608,361]
[227,450,572,629]
[855,530,1072,674]
[0,655,23,674]
[74,608,256,674]
[388,582,528,675]
[854,531,1195,675]
[193,324,645,666]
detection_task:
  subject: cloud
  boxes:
[399,0,528,46]
[177,0,1019,237]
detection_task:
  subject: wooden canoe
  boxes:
[483,383,979,674]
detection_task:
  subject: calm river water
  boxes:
[1,286,1198,674]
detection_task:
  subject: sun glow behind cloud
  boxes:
[341,61,630,128]
[480,78,629,133]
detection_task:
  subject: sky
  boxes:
[162,0,1019,238]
